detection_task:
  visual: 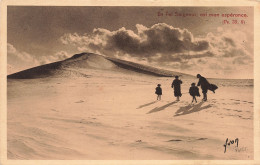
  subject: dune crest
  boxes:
[8,53,192,79]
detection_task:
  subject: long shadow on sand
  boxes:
[174,101,212,117]
[137,101,157,109]
[147,101,178,114]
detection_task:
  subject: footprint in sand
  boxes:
[197,138,207,140]
[230,99,240,102]
[167,137,207,143]
[210,99,217,103]
[242,116,252,119]
[51,109,59,112]
[167,139,182,142]
[75,100,84,103]
[108,141,116,145]
[242,100,253,104]
[231,99,253,104]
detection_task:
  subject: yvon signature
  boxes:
[223,138,239,153]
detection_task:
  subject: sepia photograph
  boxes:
[1,0,260,164]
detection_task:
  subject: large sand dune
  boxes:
[8,53,192,79]
[7,53,253,160]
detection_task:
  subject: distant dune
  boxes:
[8,53,193,79]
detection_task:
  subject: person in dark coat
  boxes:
[155,84,162,100]
[189,83,200,103]
[197,74,210,101]
[171,76,182,101]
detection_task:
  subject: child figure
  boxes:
[189,83,200,103]
[155,84,162,100]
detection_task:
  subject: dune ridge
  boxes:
[7,52,193,79]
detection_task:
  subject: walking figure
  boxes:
[189,83,200,103]
[197,74,210,101]
[171,76,182,101]
[155,84,162,100]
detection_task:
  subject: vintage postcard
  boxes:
[0,0,260,164]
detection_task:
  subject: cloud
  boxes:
[58,23,252,78]
[60,23,253,78]
[7,21,253,78]
[60,23,211,59]
[7,43,71,74]
[39,51,70,65]
[60,23,250,59]
[206,31,250,58]
[7,43,41,74]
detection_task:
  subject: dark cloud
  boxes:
[191,40,209,52]
[60,23,210,60]
[59,23,253,78]
[60,23,249,64]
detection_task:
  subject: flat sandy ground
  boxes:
[7,70,253,159]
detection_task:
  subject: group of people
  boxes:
[155,74,218,103]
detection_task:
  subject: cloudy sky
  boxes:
[7,6,254,78]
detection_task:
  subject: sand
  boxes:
[7,69,253,160]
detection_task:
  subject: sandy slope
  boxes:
[8,53,192,79]
[7,70,253,159]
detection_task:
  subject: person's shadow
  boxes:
[147,101,177,114]
[174,101,212,117]
[137,101,157,109]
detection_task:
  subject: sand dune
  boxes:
[8,53,192,79]
[7,53,253,160]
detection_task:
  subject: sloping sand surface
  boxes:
[7,71,253,159]
[8,53,191,79]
